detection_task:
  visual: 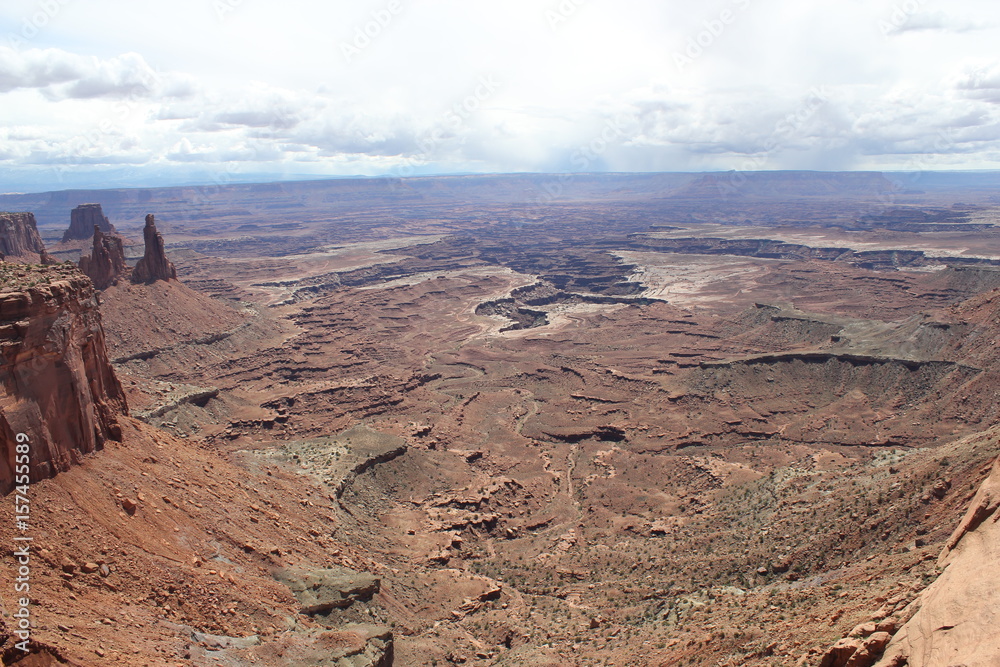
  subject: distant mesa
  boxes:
[79,225,128,290]
[674,170,901,199]
[131,214,177,284]
[63,203,117,243]
[0,211,53,264]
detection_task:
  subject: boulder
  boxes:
[273,566,380,615]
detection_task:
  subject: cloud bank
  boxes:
[0,0,999,191]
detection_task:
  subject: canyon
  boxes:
[1,171,1000,666]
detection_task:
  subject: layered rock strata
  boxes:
[0,266,127,494]
[0,212,52,263]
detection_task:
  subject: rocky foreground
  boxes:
[0,264,394,665]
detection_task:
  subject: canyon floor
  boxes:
[4,172,1000,666]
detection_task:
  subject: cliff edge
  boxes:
[0,211,52,263]
[0,264,127,494]
[873,444,1000,667]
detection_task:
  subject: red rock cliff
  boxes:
[874,448,1000,667]
[0,211,52,263]
[131,214,177,284]
[62,203,117,242]
[0,264,127,495]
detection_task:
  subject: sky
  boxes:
[1,0,999,192]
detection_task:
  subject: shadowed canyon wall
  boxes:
[0,212,51,263]
[0,267,127,494]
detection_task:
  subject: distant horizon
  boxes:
[5,167,1000,197]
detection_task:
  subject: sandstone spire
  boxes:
[131,214,177,284]
[79,225,128,290]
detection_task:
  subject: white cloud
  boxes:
[954,63,1000,104]
[885,10,987,36]
[0,47,87,92]
[0,46,194,101]
[1,1,1000,189]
